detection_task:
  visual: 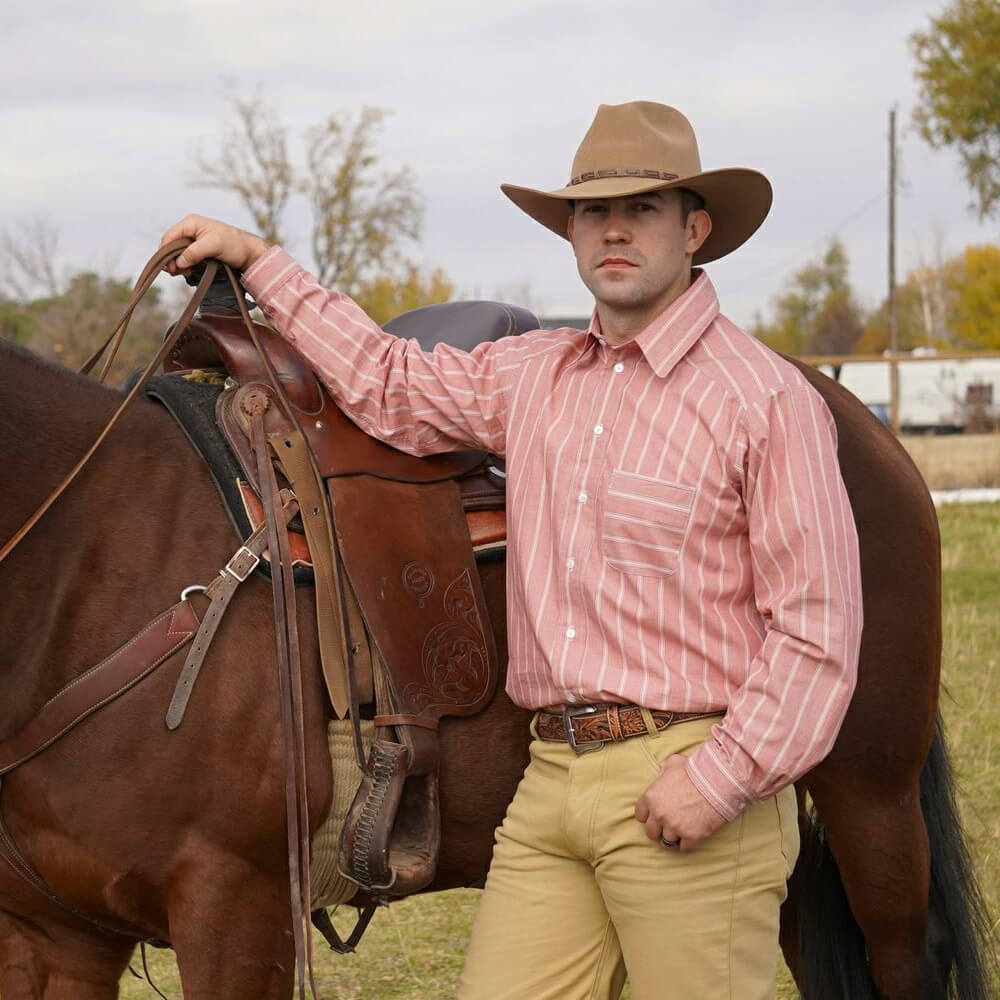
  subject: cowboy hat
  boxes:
[501,101,772,266]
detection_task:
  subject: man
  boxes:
[161,101,862,999]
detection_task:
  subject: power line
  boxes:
[725,188,887,295]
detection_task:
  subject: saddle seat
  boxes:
[165,292,539,899]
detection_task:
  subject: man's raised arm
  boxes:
[160,215,511,458]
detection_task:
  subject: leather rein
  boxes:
[0,241,340,997]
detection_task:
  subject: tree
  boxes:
[856,264,959,353]
[948,243,1000,348]
[355,266,454,326]
[191,95,437,305]
[1,273,171,383]
[911,0,1000,219]
[752,240,865,356]
[0,217,172,382]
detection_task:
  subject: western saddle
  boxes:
[161,273,536,903]
[0,245,537,985]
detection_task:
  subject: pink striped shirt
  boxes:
[243,248,862,820]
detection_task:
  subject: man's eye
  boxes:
[583,204,606,214]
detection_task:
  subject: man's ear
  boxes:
[686,209,711,257]
[566,212,575,245]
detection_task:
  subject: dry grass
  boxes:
[120,505,1000,999]
[901,433,1000,490]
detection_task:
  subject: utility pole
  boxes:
[888,107,900,434]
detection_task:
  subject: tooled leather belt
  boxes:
[536,704,725,754]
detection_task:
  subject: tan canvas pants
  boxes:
[457,715,799,1000]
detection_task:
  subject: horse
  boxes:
[0,322,993,999]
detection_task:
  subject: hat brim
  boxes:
[500,168,772,266]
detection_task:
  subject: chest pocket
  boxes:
[602,469,695,578]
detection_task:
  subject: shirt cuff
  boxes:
[684,740,753,822]
[241,246,301,305]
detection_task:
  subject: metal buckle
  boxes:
[562,704,605,754]
[223,546,260,583]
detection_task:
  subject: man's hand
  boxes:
[634,754,728,853]
[159,215,271,277]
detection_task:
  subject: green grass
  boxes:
[121,505,1000,999]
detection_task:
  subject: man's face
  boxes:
[567,190,708,319]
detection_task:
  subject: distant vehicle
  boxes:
[822,357,1000,434]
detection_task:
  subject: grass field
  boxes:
[119,504,1000,999]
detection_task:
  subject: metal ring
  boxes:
[180,584,207,602]
[660,836,680,849]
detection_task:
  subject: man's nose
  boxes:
[602,209,631,242]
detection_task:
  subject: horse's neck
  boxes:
[0,343,145,727]
[0,343,122,535]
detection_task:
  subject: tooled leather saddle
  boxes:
[162,273,537,899]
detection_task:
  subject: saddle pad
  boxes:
[145,373,314,584]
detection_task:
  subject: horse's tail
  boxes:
[792,713,996,999]
[919,714,996,999]
[792,807,877,999]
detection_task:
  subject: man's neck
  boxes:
[594,271,694,347]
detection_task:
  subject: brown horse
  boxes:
[0,332,993,999]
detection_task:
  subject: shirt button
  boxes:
[566,692,578,704]
[565,627,576,639]
[578,492,588,503]
[613,362,624,373]
[566,557,575,570]
[593,424,603,435]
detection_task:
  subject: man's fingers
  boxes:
[159,214,203,250]
[634,798,650,824]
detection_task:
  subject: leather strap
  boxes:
[0,243,218,568]
[165,495,299,730]
[0,601,199,775]
[373,714,440,731]
[312,904,378,955]
[250,404,315,998]
[270,429,353,720]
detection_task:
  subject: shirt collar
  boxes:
[587,269,720,379]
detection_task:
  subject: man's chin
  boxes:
[591,284,651,310]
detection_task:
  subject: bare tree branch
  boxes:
[303,106,422,293]
[0,216,62,300]
[189,91,292,244]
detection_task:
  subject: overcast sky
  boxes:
[3,0,997,328]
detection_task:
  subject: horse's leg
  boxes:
[809,775,942,1000]
[0,911,132,1000]
[169,864,294,1000]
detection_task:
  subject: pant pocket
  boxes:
[774,785,800,880]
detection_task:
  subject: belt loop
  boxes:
[607,704,623,743]
[638,707,659,738]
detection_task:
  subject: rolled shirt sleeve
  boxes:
[685,385,863,821]
[242,246,510,457]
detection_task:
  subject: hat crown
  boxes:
[569,102,703,186]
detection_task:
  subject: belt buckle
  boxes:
[562,704,604,754]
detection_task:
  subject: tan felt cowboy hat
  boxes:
[501,101,772,266]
